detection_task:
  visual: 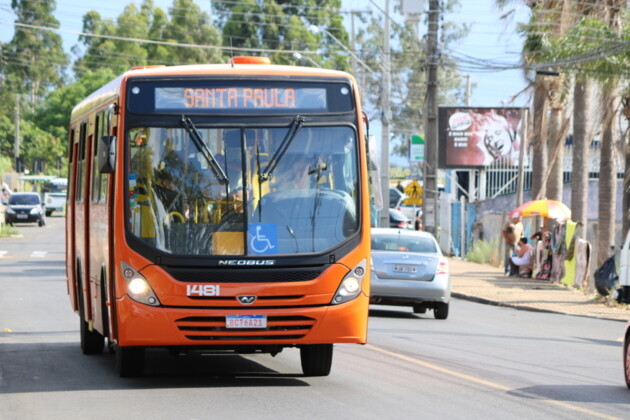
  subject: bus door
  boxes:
[66,129,79,311]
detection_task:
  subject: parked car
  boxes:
[4,192,46,227]
[370,228,450,319]
[389,208,413,229]
[42,177,67,216]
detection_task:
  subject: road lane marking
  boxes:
[0,251,7,258]
[31,251,47,258]
[366,344,623,420]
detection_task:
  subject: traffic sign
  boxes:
[403,180,423,205]
[409,134,425,162]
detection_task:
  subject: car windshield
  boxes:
[127,125,359,256]
[371,234,437,253]
[43,180,67,194]
[9,194,39,205]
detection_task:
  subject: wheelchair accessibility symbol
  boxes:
[248,224,278,254]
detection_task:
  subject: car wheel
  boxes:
[38,218,44,227]
[625,336,630,389]
[300,344,333,376]
[412,304,426,314]
[116,346,145,378]
[434,302,449,320]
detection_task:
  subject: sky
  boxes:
[1,0,531,107]
[0,0,532,161]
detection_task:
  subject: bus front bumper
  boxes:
[115,294,368,348]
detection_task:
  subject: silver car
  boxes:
[370,228,451,319]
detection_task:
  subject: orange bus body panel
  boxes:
[67,61,371,354]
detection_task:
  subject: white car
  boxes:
[42,177,67,216]
[370,228,451,319]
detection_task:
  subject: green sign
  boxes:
[410,134,425,162]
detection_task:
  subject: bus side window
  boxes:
[91,114,101,203]
[76,121,88,203]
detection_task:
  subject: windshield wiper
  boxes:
[259,115,304,183]
[180,115,228,185]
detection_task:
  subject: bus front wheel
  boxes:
[300,344,333,377]
[116,346,145,378]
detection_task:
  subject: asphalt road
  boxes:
[1,216,629,420]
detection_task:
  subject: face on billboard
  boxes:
[439,108,525,168]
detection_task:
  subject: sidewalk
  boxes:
[448,257,630,322]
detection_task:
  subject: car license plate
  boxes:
[17,214,27,219]
[226,314,267,329]
[393,264,417,273]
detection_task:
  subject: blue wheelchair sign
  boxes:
[248,224,278,255]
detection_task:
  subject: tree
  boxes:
[34,68,117,142]
[215,0,344,67]
[355,2,467,158]
[73,0,222,77]
[538,6,629,264]
[2,0,68,102]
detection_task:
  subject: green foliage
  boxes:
[35,69,117,141]
[0,155,13,174]
[356,1,468,158]
[216,0,347,69]
[1,0,68,97]
[465,237,502,267]
[0,0,471,176]
[0,223,18,238]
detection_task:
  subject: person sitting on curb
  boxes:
[509,237,534,277]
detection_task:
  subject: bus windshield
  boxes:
[127,124,359,256]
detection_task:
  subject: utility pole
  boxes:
[423,0,439,235]
[379,0,391,228]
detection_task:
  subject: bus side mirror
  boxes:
[98,135,116,174]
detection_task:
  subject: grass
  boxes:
[465,237,502,267]
[0,223,18,238]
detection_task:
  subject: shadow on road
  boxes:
[368,308,424,319]
[0,342,309,393]
[509,384,630,404]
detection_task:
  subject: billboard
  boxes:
[438,107,527,168]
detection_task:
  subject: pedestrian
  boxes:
[508,237,534,277]
[502,215,524,274]
[1,182,12,203]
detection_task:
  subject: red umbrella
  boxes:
[509,199,571,220]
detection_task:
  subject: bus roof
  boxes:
[71,61,356,121]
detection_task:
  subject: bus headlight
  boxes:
[120,262,160,306]
[332,259,367,305]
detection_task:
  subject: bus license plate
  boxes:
[393,264,417,273]
[226,315,267,329]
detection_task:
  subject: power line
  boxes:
[0,19,323,56]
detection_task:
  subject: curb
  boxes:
[451,292,628,323]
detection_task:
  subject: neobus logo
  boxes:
[218,260,276,266]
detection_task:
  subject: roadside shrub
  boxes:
[465,237,501,266]
[0,223,18,238]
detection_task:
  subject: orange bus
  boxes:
[66,57,371,377]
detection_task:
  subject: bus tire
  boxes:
[78,276,104,355]
[300,344,333,377]
[116,346,145,378]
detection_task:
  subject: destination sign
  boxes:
[156,87,317,110]
[127,80,354,114]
